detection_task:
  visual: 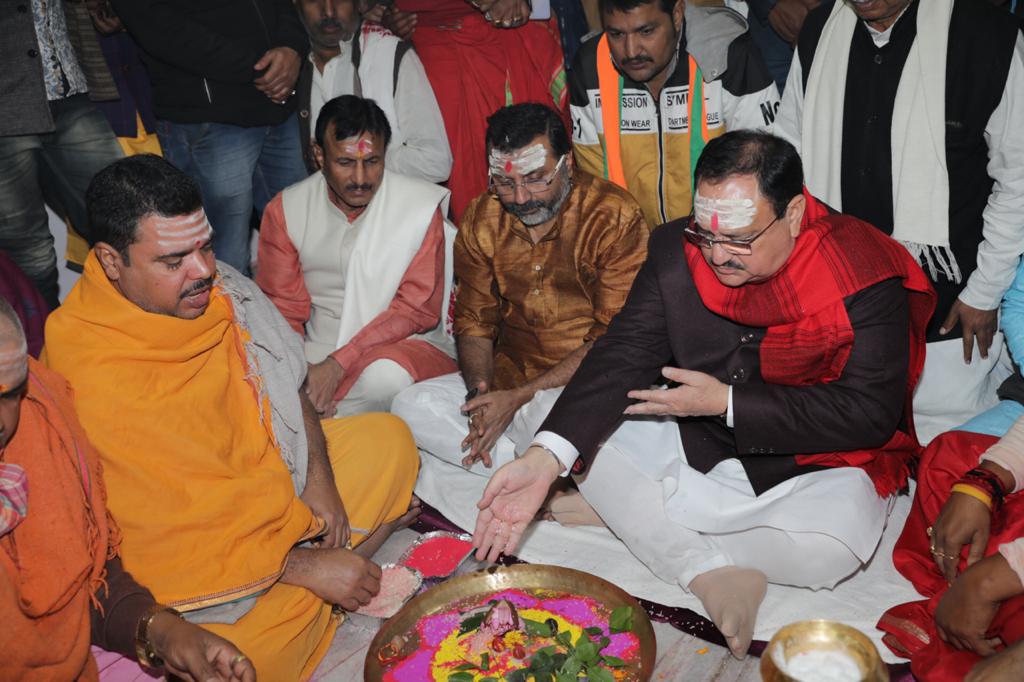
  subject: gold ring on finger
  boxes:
[926,526,933,537]
[232,654,249,665]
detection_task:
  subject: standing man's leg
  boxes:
[157,120,263,275]
[251,113,307,273]
[252,113,308,212]
[0,95,122,308]
[0,134,56,308]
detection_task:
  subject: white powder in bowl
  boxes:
[776,649,862,682]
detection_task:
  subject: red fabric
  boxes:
[395,3,568,222]
[685,190,936,495]
[878,430,1024,681]
[0,250,49,358]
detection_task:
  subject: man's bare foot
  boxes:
[538,487,605,527]
[688,566,767,659]
[354,496,422,558]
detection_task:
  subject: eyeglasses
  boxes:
[682,214,781,255]
[489,155,567,197]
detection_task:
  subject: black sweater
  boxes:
[110,0,308,126]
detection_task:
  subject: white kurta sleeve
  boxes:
[958,33,1024,312]
[387,49,454,184]
[771,50,804,151]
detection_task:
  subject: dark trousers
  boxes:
[0,94,123,307]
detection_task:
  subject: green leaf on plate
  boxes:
[601,655,627,667]
[609,606,634,633]
[524,618,554,638]
[457,612,486,635]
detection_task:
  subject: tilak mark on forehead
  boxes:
[0,343,27,394]
[693,191,757,232]
[342,138,375,159]
[153,210,213,250]
[488,143,548,178]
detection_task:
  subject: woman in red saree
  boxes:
[878,419,1024,681]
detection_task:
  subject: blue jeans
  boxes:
[0,94,124,307]
[157,114,307,275]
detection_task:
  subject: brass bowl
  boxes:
[760,620,889,682]
[364,563,657,681]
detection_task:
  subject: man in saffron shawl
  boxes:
[0,298,255,681]
[43,154,420,679]
[471,131,935,659]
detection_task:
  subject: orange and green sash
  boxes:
[595,34,710,192]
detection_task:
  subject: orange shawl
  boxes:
[43,254,320,612]
[0,359,114,682]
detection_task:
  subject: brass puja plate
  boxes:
[760,620,889,682]
[364,563,657,681]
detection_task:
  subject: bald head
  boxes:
[0,298,27,393]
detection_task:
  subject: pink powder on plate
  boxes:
[355,565,421,618]
[402,535,473,578]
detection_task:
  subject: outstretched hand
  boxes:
[473,447,562,562]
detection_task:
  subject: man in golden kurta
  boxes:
[42,154,419,681]
[393,103,648,493]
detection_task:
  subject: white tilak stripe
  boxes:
[693,192,757,230]
[488,143,548,177]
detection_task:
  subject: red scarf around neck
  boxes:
[685,190,936,496]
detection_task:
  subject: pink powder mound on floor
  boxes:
[355,565,421,618]
[402,535,473,578]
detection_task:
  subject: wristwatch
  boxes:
[135,604,182,669]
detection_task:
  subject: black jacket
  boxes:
[540,221,911,495]
[110,0,308,126]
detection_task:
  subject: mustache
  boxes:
[345,183,374,192]
[504,199,547,216]
[179,278,213,300]
[318,18,343,32]
[621,56,653,67]
[714,260,746,271]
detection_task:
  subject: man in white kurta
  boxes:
[257,95,456,417]
[294,0,452,181]
[770,0,1024,442]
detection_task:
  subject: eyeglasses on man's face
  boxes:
[489,155,567,198]
[682,213,782,256]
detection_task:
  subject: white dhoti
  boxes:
[391,372,564,475]
[395,372,891,591]
[913,333,1013,445]
[577,415,891,589]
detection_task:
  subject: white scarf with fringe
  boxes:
[802,0,961,282]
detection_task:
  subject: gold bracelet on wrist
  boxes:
[135,604,182,669]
